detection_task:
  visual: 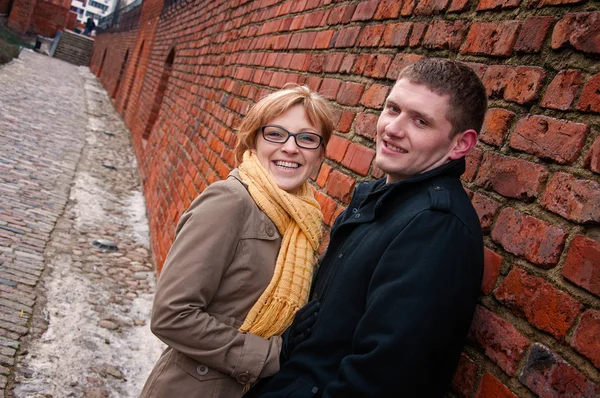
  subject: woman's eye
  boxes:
[266,131,284,138]
[299,134,317,143]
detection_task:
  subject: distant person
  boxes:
[244,58,488,398]
[83,17,95,36]
[140,85,334,397]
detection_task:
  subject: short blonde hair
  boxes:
[235,85,334,163]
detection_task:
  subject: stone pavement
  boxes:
[0,50,163,397]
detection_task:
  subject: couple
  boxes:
[141,58,487,398]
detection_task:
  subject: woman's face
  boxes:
[252,105,324,193]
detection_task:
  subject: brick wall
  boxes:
[7,0,36,33]
[29,0,69,37]
[91,0,600,396]
[0,0,12,15]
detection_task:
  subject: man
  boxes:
[245,58,487,397]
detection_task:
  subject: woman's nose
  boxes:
[281,136,300,152]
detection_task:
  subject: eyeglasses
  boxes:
[260,125,323,150]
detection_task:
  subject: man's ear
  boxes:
[449,129,478,160]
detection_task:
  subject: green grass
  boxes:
[0,23,33,64]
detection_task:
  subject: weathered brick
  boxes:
[520,343,600,397]
[472,193,501,233]
[477,0,520,11]
[551,12,600,54]
[474,373,518,398]
[313,30,335,49]
[409,22,427,47]
[451,353,478,398]
[480,108,515,146]
[510,115,589,164]
[495,268,583,340]
[386,53,423,80]
[360,84,389,109]
[316,163,331,188]
[540,172,600,224]
[327,4,356,25]
[584,135,600,174]
[318,78,342,100]
[475,152,548,200]
[531,0,584,5]
[351,0,379,21]
[562,235,600,297]
[381,22,412,47]
[354,112,378,141]
[374,0,401,19]
[341,143,375,176]
[461,21,521,56]
[339,54,357,74]
[336,82,365,106]
[462,147,482,183]
[337,111,355,133]
[423,20,469,51]
[325,135,351,163]
[540,70,584,110]
[414,0,450,15]
[333,26,361,48]
[401,0,417,16]
[482,65,514,98]
[468,305,530,375]
[571,310,600,368]
[577,73,600,113]
[448,0,470,12]
[482,247,502,295]
[504,66,545,104]
[514,16,555,53]
[358,54,393,78]
[357,24,385,47]
[314,190,338,226]
[491,208,567,267]
[326,170,356,203]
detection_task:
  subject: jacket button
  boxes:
[352,208,358,213]
[433,186,444,191]
[354,213,360,218]
[266,226,274,236]
[237,372,250,383]
[196,365,209,375]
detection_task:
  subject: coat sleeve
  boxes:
[150,180,281,383]
[322,210,483,397]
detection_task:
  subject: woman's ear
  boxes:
[449,129,478,160]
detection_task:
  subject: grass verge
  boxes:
[0,23,32,65]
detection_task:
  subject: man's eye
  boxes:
[387,105,399,114]
[415,118,427,127]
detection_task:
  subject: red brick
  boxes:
[495,268,584,340]
[562,235,600,297]
[323,52,345,73]
[339,54,357,74]
[541,172,600,223]
[450,353,478,398]
[571,310,600,367]
[514,16,555,53]
[475,152,549,200]
[511,115,590,164]
[414,0,450,15]
[316,163,332,188]
[313,29,335,49]
[540,70,584,110]
[357,24,385,47]
[409,22,427,46]
[337,111,355,133]
[531,0,584,5]
[468,305,530,375]
[474,373,518,398]
[307,54,325,73]
[326,4,356,25]
[551,12,600,54]
[381,22,412,47]
[319,78,342,100]
[351,0,379,21]
[326,135,351,162]
[461,21,521,56]
[504,66,546,104]
[303,76,322,92]
[333,26,362,48]
[491,208,567,267]
[315,190,337,225]
[374,0,401,19]
[472,193,501,233]
[480,108,514,146]
[386,53,423,80]
[423,20,469,51]
[482,65,514,98]
[477,0,520,10]
[401,0,417,16]
[482,247,502,294]
[341,143,375,176]
[584,135,600,173]
[354,112,378,141]
[462,147,482,183]
[520,343,600,397]
[449,0,470,12]
[577,73,600,113]
[336,82,365,106]
[360,84,389,109]
[326,170,356,203]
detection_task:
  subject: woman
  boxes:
[140,85,334,397]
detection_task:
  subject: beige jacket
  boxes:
[140,170,283,398]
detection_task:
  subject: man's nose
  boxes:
[385,116,406,138]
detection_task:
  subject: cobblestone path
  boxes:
[0,50,163,397]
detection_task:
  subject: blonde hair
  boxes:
[235,85,334,163]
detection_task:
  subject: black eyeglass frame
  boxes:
[259,125,323,150]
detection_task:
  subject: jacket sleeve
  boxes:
[322,210,483,397]
[150,180,281,383]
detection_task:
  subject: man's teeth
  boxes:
[386,142,407,153]
[275,161,300,169]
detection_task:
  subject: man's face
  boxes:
[375,79,461,183]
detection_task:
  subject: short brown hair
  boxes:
[397,58,488,136]
[235,85,335,163]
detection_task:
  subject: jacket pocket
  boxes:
[174,350,229,382]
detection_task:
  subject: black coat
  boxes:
[246,159,484,398]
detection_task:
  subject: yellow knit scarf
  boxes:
[238,150,323,338]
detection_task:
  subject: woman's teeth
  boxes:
[275,161,300,169]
